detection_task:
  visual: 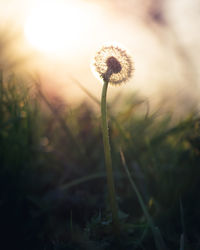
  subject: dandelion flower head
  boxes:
[93,45,133,85]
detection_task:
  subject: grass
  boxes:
[1,66,200,250]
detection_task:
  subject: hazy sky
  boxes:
[0,0,200,111]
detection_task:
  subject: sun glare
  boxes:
[24,0,98,55]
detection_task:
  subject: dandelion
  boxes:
[93,45,133,85]
[92,44,134,233]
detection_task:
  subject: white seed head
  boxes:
[93,45,134,85]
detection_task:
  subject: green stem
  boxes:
[101,79,119,231]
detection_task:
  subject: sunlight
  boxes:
[24,0,99,55]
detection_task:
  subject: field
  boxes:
[1,63,200,250]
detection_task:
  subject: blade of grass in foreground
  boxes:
[180,233,184,250]
[70,76,100,105]
[59,172,106,192]
[120,149,168,250]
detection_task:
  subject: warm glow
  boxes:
[24,0,99,55]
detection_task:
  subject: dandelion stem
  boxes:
[101,79,119,231]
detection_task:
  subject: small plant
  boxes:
[92,44,133,231]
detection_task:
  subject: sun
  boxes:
[24,0,98,55]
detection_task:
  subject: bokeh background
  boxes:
[1,0,200,112]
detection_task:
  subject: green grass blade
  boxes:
[120,149,168,250]
[180,233,184,250]
[70,76,100,105]
[59,173,106,192]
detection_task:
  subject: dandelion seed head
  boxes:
[93,45,134,85]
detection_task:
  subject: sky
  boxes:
[0,0,200,113]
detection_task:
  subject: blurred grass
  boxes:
[1,34,200,250]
